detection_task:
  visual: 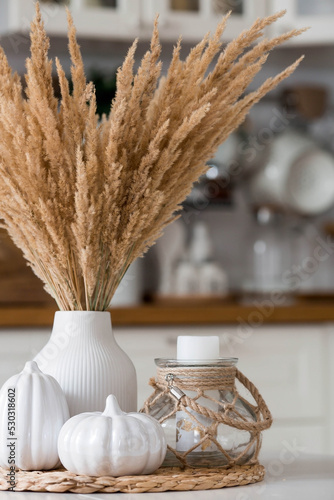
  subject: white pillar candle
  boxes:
[177,336,219,360]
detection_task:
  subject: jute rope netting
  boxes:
[142,365,273,468]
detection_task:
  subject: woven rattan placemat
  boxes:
[0,463,265,493]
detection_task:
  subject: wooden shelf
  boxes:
[1,299,334,327]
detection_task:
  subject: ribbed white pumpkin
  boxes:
[58,394,167,476]
[0,361,69,471]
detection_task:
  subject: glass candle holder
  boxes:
[142,358,272,468]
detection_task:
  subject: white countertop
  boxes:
[0,454,333,500]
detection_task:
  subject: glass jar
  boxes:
[242,208,293,298]
[143,358,270,468]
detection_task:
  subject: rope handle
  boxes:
[235,368,273,431]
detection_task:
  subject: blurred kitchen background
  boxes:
[2,0,334,305]
[1,0,334,456]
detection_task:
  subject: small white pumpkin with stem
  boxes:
[0,361,70,471]
[58,394,167,476]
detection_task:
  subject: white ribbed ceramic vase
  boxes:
[34,311,137,416]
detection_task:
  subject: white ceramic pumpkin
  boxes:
[0,361,70,471]
[58,394,167,476]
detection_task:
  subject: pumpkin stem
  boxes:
[24,361,42,373]
[103,394,124,417]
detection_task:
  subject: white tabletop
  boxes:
[0,453,333,500]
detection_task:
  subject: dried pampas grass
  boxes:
[0,4,305,310]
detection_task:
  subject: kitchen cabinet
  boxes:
[269,0,334,45]
[0,0,266,42]
[0,0,141,40]
[141,0,267,42]
[1,0,333,44]
[0,323,333,455]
